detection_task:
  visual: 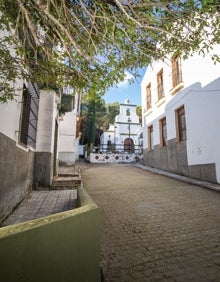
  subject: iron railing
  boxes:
[94,144,143,154]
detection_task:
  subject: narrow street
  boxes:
[81,163,220,282]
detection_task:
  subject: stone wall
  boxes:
[143,139,216,183]
[0,133,35,223]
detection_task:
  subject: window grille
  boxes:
[20,82,39,148]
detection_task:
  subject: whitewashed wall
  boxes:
[36,90,57,153]
[58,93,81,165]
[141,46,220,182]
[102,101,141,150]
[58,110,76,165]
[0,81,24,143]
[141,47,220,149]
[185,81,220,183]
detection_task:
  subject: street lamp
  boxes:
[128,117,131,153]
[114,126,117,153]
[127,117,131,139]
[107,135,111,152]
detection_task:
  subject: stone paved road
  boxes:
[81,163,220,282]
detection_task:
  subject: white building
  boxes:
[0,25,63,222]
[141,45,220,183]
[58,90,81,166]
[0,78,61,222]
[101,100,142,153]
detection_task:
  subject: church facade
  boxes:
[101,99,142,154]
[90,100,143,163]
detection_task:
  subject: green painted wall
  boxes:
[0,187,100,282]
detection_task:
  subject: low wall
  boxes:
[0,187,100,282]
[89,152,143,163]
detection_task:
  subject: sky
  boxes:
[103,68,146,106]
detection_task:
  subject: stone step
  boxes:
[58,173,80,177]
[51,176,81,190]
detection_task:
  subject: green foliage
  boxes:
[136,105,142,124]
[80,97,119,146]
[0,1,220,103]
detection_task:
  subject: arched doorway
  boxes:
[124,138,134,153]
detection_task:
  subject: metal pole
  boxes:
[114,126,117,153]
[128,118,131,153]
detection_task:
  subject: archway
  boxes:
[124,138,134,153]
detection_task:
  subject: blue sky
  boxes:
[103,68,146,106]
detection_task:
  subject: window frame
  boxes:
[157,69,164,100]
[19,83,39,148]
[175,106,186,142]
[159,117,167,147]
[146,83,152,110]
[126,108,130,116]
[172,55,182,88]
[147,125,153,151]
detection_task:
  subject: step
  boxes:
[51,176,81,190]
[58,173,80,177]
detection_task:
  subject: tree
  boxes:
[0,0,220,103]
[136,105,142,124]
[80,95,106,148]
[80,97,119,147]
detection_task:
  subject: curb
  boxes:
[134,163,220,192]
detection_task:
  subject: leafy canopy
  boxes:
[0,0,219,102]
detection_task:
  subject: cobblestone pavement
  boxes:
[1,166,79,227]
[1,189,77,227]
[81,163,220,282]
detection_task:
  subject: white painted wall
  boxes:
[102,100,141,150]
[102,124,115,146]
[185,81,220,183]
[58,110,76,164]
[36,90,57,153]
[141,47,220,182]
[115,101,140,124]
[141,47,220,149]
[0,25,26,144]
[58,93,81,164]
[0,79,24,142]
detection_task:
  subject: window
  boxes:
[19,83,39,148]
[148,125,153,151]
[126,108,130,116]
[20,85,29,146]
[172,55,182,88]
[160,117,167,147]
[146,83,151,110]
[157,69,164,100]
[175,106,186,142]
